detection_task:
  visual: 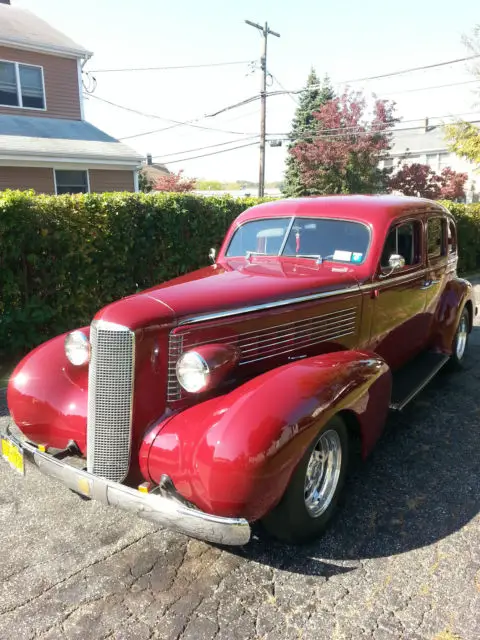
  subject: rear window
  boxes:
[226,216,370,264]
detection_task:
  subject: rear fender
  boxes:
[141,350,391,521]
[430,278,474,353]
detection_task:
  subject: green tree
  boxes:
[196,180,224,190]
[283,69,335,197]
[138,169,154,193]
[443,26,480,170]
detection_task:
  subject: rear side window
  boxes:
[427,218,447,259]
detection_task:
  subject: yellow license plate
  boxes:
[1,436,25,475]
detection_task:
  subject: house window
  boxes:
[383,158,393,168]
[438,153,451,171]
[55,170,89,194]
[0,60,45,109]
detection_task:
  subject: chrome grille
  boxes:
[167,307,357,402]
[87,320,135,482]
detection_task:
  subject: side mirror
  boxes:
[208,247,216,264]
[388,254,405,270]
[380,254,405,278]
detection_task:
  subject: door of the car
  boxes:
[423,215,449,320]
[369,218,428,370]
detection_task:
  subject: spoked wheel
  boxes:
[449,307,470,369]
[261,415,349,544]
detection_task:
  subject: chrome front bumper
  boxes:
[3,425,250,546]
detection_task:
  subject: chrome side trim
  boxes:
[178,285,361,326]
[240,328,356,365]
[169,307,358,399]
[3,426,250,547]
[360,268,429,291]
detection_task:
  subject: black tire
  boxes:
[449,307,470,370]
[261,415,349,544]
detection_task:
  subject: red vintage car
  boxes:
[1,196,476,546]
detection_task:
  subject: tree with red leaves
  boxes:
[155,170,196,192]
[289,90,396,195]
[388,163,468,200]
[439,167,468,200]
[388,163,443,199]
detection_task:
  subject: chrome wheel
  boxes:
[455,314,468,361]
[304,429,342,518]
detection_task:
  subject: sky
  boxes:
[17,0,480,183]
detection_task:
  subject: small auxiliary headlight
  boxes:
[65,331,90,366]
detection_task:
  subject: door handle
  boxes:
[420,279,440,290]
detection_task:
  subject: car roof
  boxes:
[238,195,450,226]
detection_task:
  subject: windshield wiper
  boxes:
[294,254,323,264]
[245,250,267,260]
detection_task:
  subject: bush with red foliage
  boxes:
[388,163,467,200]
[155,170,196,192]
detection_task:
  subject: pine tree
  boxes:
[283,69,335,197]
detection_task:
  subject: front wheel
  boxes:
[261,415,349,544]
[449,307,470,369]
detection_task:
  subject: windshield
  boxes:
[225,217,370,264]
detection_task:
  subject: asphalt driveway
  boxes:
[0,288,479,640]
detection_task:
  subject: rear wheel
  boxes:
[449,307,469,369]
[261,415,349,544]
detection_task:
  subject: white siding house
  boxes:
[381,118,480,202]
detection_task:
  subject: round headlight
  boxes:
[65,331,90,366]
[176,351,209,393]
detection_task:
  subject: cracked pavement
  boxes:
[1,285,479,640]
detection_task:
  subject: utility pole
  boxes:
[245,20,280,197]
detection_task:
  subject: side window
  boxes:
[448,219,457,254]
[381,222,421,268]
[427,218,447,260]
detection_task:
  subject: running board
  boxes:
[389,352,450,411]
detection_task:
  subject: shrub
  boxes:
[0,191,263,355]
[440,201,480,274]
[1,192,479,357]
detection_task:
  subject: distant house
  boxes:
[139,154,169,189]
[0,0,142,193]
[381,117,479,201]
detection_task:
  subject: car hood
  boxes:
[143,258,360,322]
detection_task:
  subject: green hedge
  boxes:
[0,191,264,355]
[439,201,480,274]
[0,192,479,356]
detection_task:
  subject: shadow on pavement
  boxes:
[229,328,480,576]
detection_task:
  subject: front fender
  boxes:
[7,329,89,452]
[430,277,475,353]
[142,350,391,521]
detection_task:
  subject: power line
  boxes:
[266,55,480,97]
[262,77,479,100]
[151,135,260,159]
[154,140,260,164]
[269,111,480,138]
[338,54,480,84]
[87,93,259,137]
[88,60,253,73]
[269,70,299,105]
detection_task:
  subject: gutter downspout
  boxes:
[78,53,93,121]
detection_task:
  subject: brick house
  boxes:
[0,0,142,193]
